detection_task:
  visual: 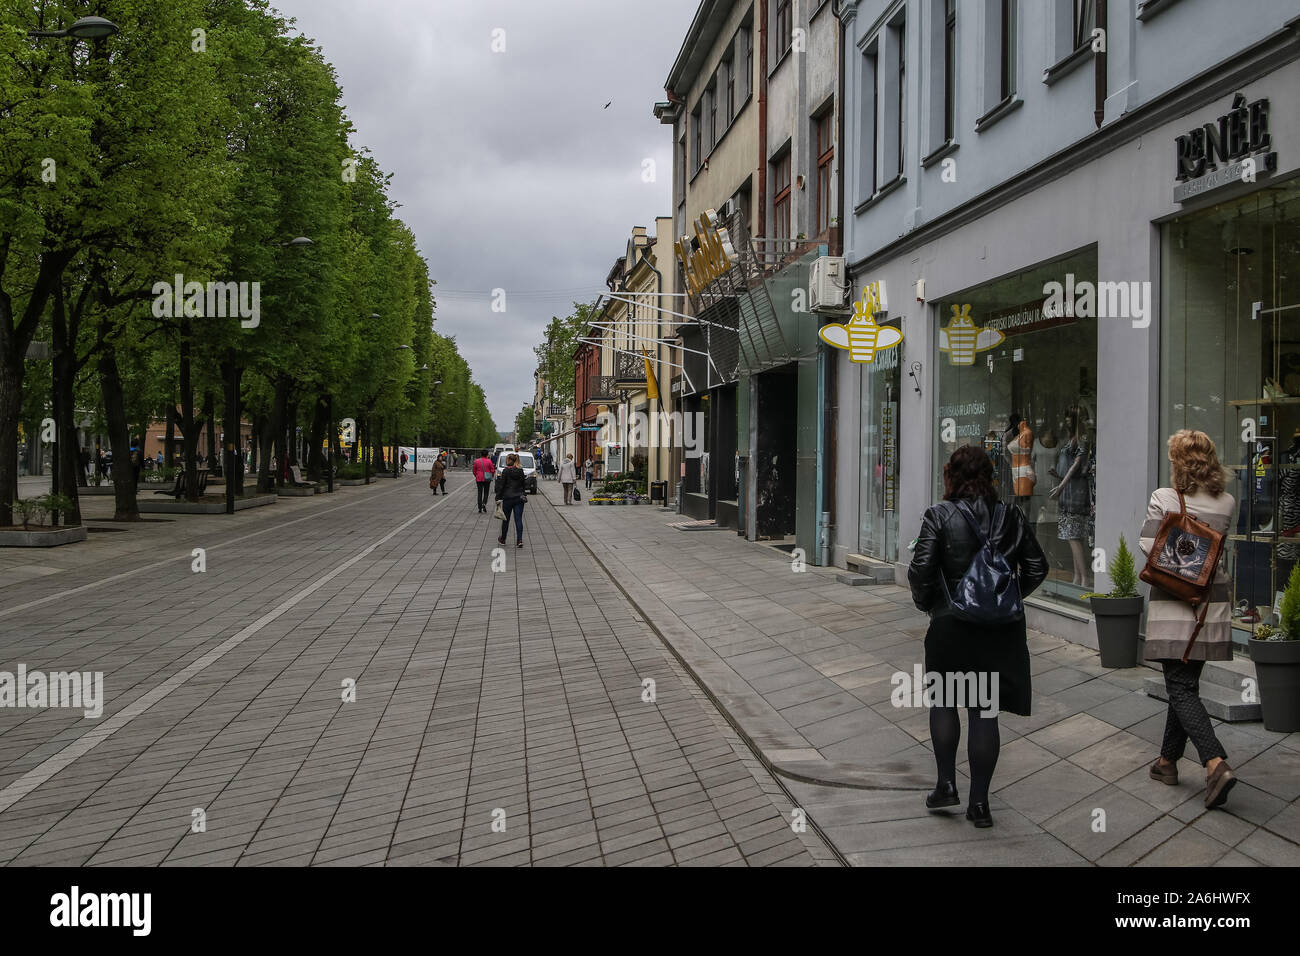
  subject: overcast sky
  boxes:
[271,0,700,433]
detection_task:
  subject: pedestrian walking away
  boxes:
[429,454,447,495]
[472,449,494,513]
[584,457,594,490]
[400,450,408,473]
[907,444,1048,829]
[1140,429,1240,809]
[558,453,578,504]
[495,452,527,547]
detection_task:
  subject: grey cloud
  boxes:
[273,0,697,428]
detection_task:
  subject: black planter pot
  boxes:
[1090,595,1145,668]
[1250,637,1300,733]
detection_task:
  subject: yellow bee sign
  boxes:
[818,282,903,364]
[675,209,736,297]
[938,304,1004,365]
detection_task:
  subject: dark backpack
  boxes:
[940,501,1024,624]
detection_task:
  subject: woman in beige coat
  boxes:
[1140,430,1239,809]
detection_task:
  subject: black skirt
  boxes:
[923,614,1032,717]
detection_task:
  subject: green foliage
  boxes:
[1279,563,1300,640]
[515,406,535,443]
[1107,536,1139,598]
[533,303,596,409]
[6,494,73,529]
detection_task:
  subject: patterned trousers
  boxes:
[1159,659,1228,766]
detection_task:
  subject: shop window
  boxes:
[933,247,1099,609]
[1161,179,1300,642]
[859,341,901,562]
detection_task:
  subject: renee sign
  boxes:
[1174,92,1277,202]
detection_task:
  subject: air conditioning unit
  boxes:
[809,256,849,313]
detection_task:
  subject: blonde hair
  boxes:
[1168,429,1227,496]
[506,453,519,466]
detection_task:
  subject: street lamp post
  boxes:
[27,16,119,40]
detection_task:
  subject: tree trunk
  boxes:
[177,319,201,502]
[99,345,139,521]
[269,378,288,488]
[164,404,175,469]
[257,414,275,494]
[204,391,216,471]
[0,354,22,526]
[374,415,386,471]
[222,355,244,497]
[306,396,327,479]
[51,285,82,525]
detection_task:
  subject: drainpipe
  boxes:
[1094,0,1107,129]
[758,0,768,238]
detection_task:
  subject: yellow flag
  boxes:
[643,350,660,401]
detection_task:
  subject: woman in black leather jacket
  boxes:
[907,444,1048,828]
[495,453,528,548]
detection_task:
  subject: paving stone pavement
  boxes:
[547,481,1300,866]
[0,474,837,867]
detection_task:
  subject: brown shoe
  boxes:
[1149,758,1179,786]
[1205,761,1237,809]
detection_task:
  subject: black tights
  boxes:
[930,706,1001,805]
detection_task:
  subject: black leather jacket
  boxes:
[494,466,527,501]
[908,497,1048,618]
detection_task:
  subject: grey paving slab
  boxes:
[0,476,831,868]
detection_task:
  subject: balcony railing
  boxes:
[613,352,646,387]
[587,375,618,402]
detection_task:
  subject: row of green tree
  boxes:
[1,0,496,524]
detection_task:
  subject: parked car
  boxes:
[514,451,539,495]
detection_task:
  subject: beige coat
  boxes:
[1139,486,1235,662]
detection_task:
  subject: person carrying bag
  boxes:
[908,445,1047,829]
[1139,430,1239,809]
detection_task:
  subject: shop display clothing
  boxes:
[1279,440,1300,560]
[1007,422,1036,497]
[1055,439,1092,541]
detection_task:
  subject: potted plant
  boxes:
[1251,563,1300,732]
[1086,535,1144,668]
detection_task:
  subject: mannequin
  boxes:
[1049,410,1092,588]
[1034,423,1059,529]
[1007,417,1036,503]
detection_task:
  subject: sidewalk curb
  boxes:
[544,487,931,796]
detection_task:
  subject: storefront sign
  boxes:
[819,282,902,364]
[675,209,736,297]
[605,444,623,475]
[881,402,897,512]
[1174,92,1277,202]
[983,297,1076,338]
[938,304,1004,366]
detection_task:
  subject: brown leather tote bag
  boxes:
[1139,491,1225,661]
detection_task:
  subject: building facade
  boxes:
[658,0,842,562]
[837,0,1300,646]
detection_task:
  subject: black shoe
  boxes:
[497,535,506,545]
[926,782,960,810]
[966,802,993,828]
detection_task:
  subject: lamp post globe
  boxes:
[67,16,119,39]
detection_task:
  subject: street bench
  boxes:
[154,468,209,498]
[288,465,314,487]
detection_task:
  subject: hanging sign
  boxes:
[675,209,736,297]
[881,401,897,512]
[818,282,903,364]
[938,304,1004,366]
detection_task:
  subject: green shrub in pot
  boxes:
[1251,563,1300,732]
[1087,535,1144,668]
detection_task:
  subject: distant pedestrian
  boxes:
[429,454,447,495]
[558,453,577,504]
[495,452,527,548]
[1141,430,1239,809]
[472,449,494,513]
[584,457,594,490]
[907,445,1047,829]
[400,450,408,473]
